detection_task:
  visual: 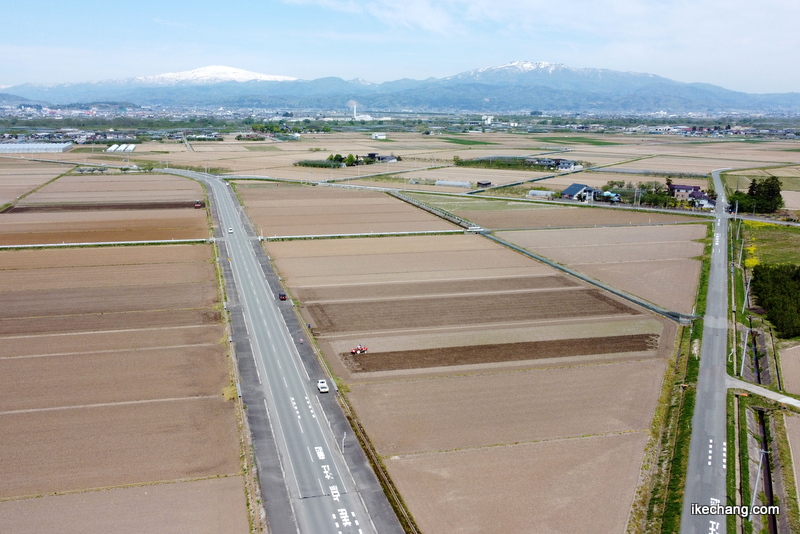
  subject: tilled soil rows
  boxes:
[342,333,659,371]
[0,477,250,534]
[0,309,220,337]
[0,397,239,499]
[307,288,639,333]
[0,345,228,411]
[0,283,218,319]
[0,244,211,270]
[455,206,705,229]
[295,275,577,302]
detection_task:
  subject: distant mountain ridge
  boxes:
[4,61,800,114]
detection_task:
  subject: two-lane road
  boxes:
[176,171,386,534]
[681,169,731,534]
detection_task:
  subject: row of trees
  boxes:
[751,264,800,337]
[729,175,784,213]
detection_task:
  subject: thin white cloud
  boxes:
[153,18,190,29]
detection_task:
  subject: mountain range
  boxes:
[4,62,800,114]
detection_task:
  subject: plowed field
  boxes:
[238,183,454,236]
[307,289,637,333]
[452,204,705,229]
[0,309,220,337]
[0,209,208,245]
[0,345,228,411]
[295,275,577,302]
[348,359,664,455]
[0,244,246,529]
[0,397,239,499]
[387,432,648,534]
[0,283,217,319]
[342,333,658,371]
[0,477,250,534]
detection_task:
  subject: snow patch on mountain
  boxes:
[134,66,297,85]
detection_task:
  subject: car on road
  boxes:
[316,379,330,393]
[228,227,234,234]
[278,292,287,301]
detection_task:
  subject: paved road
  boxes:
[681,169,731,534]
[168,170,397,534]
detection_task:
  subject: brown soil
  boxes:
[0,309,220,336]
[306,288,638,333]
[0,244,211,270]
[0,477,250,534]
[0,397,239,499]
[0,283,218,319]
[0,209,208,245]
[0,344,228,411]
[0,325,223,358]
[342,333,658,372]
[496,226,706,314]
[386,432,648,534]
[0,263,215,292]
[295,274,577,302]
[348,359,665,455]
[779,345,800,394]
[456,205,705,229]
[9,202,202,211]
[239,183,454,236]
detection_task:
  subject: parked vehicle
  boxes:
[278,292,287,301]
[316,379,329,393]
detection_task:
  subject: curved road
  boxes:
[168,170,398,534]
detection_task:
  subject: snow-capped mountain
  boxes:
[133,65,297,85]
[448,60,567,79]
[4,62,799,113]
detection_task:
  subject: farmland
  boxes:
[0,159,64,207]
[236,182,454,236]
[496,224,708,314]
[4,130,797,532]
[0,163,208,245]
[0,150,249,533]
[258,180,675,532]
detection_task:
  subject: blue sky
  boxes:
[2,0,798,93]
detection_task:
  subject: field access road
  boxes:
[681,169,730,534]
[166,170,395,534]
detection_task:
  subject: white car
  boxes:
[316,379,330,393]
[228,227,234,234]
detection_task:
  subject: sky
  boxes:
[2,0,798,94]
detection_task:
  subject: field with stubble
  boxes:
[0,244,248,533]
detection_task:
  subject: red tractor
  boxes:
[350,344,368,355]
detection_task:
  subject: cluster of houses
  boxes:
[525,157,584,171]
[667,183,716,208]
[557,182,715,209]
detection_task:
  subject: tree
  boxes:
[747,176,784,213]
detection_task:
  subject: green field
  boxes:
[531,136,621,146]
[724,171,800,193]
[742,220,800,264]
[244,145,279,151]
[440,137,497,145]
[406,193,548,212]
